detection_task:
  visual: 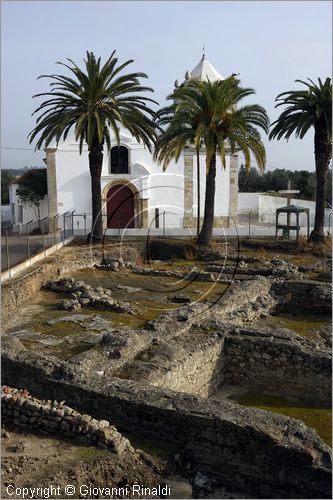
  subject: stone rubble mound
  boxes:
[133,267,218,282]
[46,314,113,331]
[95,257,137,271]
[167,295,192,304]
[206,258,301,278]
[1,386,133,455]
[44,277,136,314]
[196,249,225,261]
[271,279,332,315]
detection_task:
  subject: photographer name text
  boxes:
[6,483,171,498]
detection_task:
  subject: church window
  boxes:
[111,146,129,174]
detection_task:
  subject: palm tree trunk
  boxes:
[88,139,103,240]
[196,147,200,237]
[197,153,216,247]
[309,120,332,244]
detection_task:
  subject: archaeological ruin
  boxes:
[1,239,332,499]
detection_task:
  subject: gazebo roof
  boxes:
[276,204,309,214]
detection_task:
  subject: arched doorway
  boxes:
[107,184,135,228]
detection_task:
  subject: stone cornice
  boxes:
[44,147,58,154]
[184,145,239,155]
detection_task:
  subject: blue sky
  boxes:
[1,0,331,173]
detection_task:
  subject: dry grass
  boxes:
[184,248,197,261]
[241,235,332,258]
[296,235,332,257]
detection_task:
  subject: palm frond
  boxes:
[29,51,158,152]
[270,77,332,143]
[155,76,268,173]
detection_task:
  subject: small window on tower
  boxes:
[111,146,129,174]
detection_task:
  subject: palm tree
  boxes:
[155,77,269,246]
[29,51,157,240]
[269,78,332,243]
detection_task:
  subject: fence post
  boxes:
[40,216,48,257]
[71,210,76,236]
[5,229,10,280]
[163,211,166,237]
[53,214,59,246]
[84,214,87,237]
[63,212,69,242]
[328,212,332,235]
[41,218,45,257]
[118,217,122,239]
[248,211,253,237]
[26,220,33,266]
[26,224,29,263]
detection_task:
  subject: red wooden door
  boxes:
[107,185,134,228]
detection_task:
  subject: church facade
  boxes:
[44,55,239,233]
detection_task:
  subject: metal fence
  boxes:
[1,209,172,275]
[71,213,168,237]
[2,209,331,275]
[1,212,76,274]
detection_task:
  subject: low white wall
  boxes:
[238,193,260,214]
[1,205,12,224]
[259,195,331,226]
[238,192,331,227]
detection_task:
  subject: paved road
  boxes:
[101,224,316,239]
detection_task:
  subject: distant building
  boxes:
[7,169,48,232]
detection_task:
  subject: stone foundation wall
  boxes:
[108,276,330,403]
[150,340,224,397]
[1,386,132,455]
[1,243,142,322]
[137,323,331,405]
[118,333,225,398]
[271,279,332,315]
[223,327,331,404]
[2,262,60,324]
[1,347,331,499]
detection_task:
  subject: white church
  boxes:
[10,55,239,235]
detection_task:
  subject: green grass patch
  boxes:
[261,312,331,340]
[237,392,332,447]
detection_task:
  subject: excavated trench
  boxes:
[4,266,230,361]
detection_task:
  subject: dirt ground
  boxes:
[1,425,174,499]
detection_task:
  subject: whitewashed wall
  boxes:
[52,127,230,231]
[238,192,331,227]
[258,195,331,226]
[238,193,260,214]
